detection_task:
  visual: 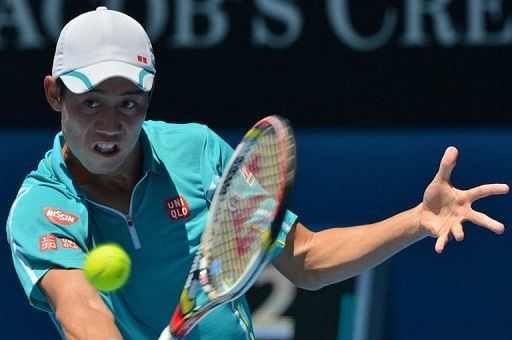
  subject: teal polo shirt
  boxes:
[6,120,298,339]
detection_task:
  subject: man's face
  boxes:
[59,77,149,175]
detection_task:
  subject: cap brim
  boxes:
[59,60,155,94]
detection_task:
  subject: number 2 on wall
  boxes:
[251,265,297,339]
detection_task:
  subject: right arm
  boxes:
[40,268,123,340]
[273,147,509,290]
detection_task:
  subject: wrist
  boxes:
[412,203,429,240]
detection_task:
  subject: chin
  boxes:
[90,168,118,175]
[85,161,123,175]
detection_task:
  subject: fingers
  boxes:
[467,184,510,201]
[434,146,458,183]
[434,211,505,254]
[435,223,464,254]
[452,223,465,241]
[435,235,448,254]
[467,209,505,234]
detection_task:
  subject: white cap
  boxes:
[52,7,155,94]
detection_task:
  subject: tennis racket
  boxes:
[159,115,296,339]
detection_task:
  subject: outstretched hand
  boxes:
[418,147,509,254]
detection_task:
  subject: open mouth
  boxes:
[94,143,120,155]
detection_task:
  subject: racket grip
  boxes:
[159,305,191,339]
[170,305,187,337]
[158,325,176,340]
[159,307,184,340]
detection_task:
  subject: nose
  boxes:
[95,106,122,136]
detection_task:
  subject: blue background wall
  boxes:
[2,127,511,339]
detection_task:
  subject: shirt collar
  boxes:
[49,132,83,197]
[140,125,163,175]
[49,128,163,196]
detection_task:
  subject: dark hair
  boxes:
[55,77,68,100]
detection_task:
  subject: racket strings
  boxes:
[207,127,285,294]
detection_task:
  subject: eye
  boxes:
[122,100,137,109]
[84,99,100,108]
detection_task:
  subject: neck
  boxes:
[63,143,143,200]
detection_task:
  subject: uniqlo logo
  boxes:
[164,196,190,221]
[60,238,79,249]
[40,234,58,252]
[137,55,148,64]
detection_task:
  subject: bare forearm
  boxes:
[308,206,425,286]
[276,205,427,290]
[41,268,123,340]
[56,300,122,340]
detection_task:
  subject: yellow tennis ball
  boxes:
[84,243,131,292]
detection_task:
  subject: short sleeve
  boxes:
[269,210,298,259]
[6,185,89,311]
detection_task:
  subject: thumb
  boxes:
[433,146,458,183]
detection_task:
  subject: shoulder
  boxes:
[10,183,82,209]
[142,120,229,158]
[7,183,86,242]
[142,120,212,142]
[22,154,79,202]
[7,141,84,231]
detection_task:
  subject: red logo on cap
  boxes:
[40,234,58,252]
[164,196,190,221]
[44,207,79,226]
[137,55,148,64]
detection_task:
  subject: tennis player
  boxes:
[6,7,509,340]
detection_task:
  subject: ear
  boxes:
[44,76,62,112]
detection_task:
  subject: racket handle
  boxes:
[158,325,179,340]
[159,305,188,340]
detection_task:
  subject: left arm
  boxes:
[273,209,424,290]
[273,147,509,290]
